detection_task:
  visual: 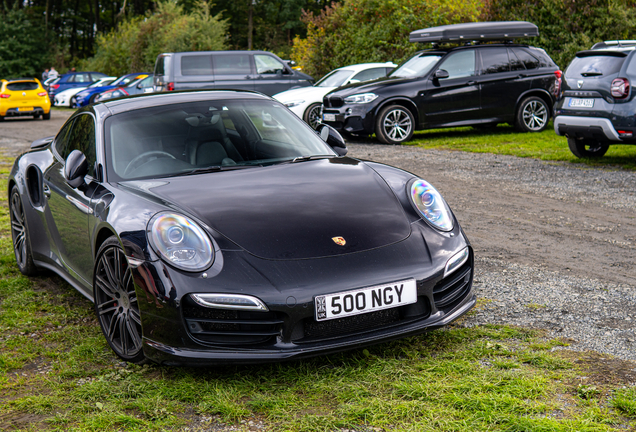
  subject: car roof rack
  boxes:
[591,40,636,49]
[409,21,538,44]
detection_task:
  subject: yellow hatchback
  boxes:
[0,78,51,121]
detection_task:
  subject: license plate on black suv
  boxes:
[569,98,594,108]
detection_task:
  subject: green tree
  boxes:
[81,0,228,76]
[483,0,636,69]
[292,0,484,79]
[0,3,50,79]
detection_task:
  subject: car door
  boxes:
[477,47,531,121]
[43,113,98,290]
[212,53,255,92]
[253,54,291,95]
[417,49,480,128]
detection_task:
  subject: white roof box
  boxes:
[409,21,539,43]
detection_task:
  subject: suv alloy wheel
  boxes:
[516,96,550,132]
[375,105,414,144]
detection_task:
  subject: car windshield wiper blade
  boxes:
[289,154,334,163]
[165,165,257,177]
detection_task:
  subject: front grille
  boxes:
[182,297,283,346]
[296,297,430,343]
[433,261,472,311]
[324,95,344,108]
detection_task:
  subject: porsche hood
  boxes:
[126,158,412,260]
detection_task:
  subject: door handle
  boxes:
[43,184,51,198]
[466,81,476,86]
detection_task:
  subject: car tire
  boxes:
[89,94,98,105]
[42,112,50,120]
[94,236,146,364]
[303,103,322,130]
[10,186,37,276]
[515,96,550,132]
[70,97,77,108]
[375,104,415,144]
[567,137,610,158]
[0,115,4,122]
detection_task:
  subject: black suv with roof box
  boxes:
[322,21,562,144]
[554,41,636,158]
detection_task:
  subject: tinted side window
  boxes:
[254,55,284,74]
[66,114,97,177]
[74,74,91,83]
[508,49,525,71]
[438,50,475,79]
[480,48,510,74]
[351,67,388,82]
[55,119,75,160]
[155,55,166,76]
[512,48,540,70]
[181,55,213,75]
[214,54,252,75]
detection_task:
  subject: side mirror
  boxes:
[433,69,450,80]
[317,124,347,156]
[65,150,88,188]
[346,79,360,85]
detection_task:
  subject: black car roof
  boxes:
[410,21,538,43]
[98,90,274,115]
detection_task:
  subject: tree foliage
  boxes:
[291,0,484,79]
[81,1,228,76]
[0,3,50,79]
[483,0,636,69]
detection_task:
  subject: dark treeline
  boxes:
[0,0,338,73]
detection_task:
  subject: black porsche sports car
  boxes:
[9,90,475,365]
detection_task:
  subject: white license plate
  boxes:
[315,279,417,321]
[569,98,594,108]
[323,113,336,122]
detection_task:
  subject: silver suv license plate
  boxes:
[315,279,417,321]
[569,98,594,108]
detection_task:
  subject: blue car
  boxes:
[94,75,154,102]
[73,73,149,107]
[47,72,107,99]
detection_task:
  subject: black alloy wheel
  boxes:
[94,236,146,363]
[303,103,322,130]
[9,186,37,276]
[515,96,550,132]
[567,137,610,158]
[375,104,414,144]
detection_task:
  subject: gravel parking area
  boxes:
[1,119,634,362]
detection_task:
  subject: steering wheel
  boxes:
[124,151,176,177]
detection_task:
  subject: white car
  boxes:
[274,62,396,129]
[53,76,116,107]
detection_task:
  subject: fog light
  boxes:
[191,293,268,311]
[444,247,469,278]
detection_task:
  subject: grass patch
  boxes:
[406,123,636,170]
[0,152,635,430]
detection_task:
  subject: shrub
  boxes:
[483,0,636,69]
[81,0,228,76]
[291,0,484,79]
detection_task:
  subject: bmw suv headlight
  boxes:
[344,93,378,104]
[409,179,454,231]
[147,212,213,272]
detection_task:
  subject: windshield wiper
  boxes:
[165,165,256,177]
[289,155,334,163]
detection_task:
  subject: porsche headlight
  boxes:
[344,93,378,104]
[147,212,213,272]
[283,99,305,108]
[410,179,454,231]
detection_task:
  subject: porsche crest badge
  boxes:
[332,236,346,246]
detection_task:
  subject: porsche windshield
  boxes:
[105,99,334,181]
[391,54,442,78]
